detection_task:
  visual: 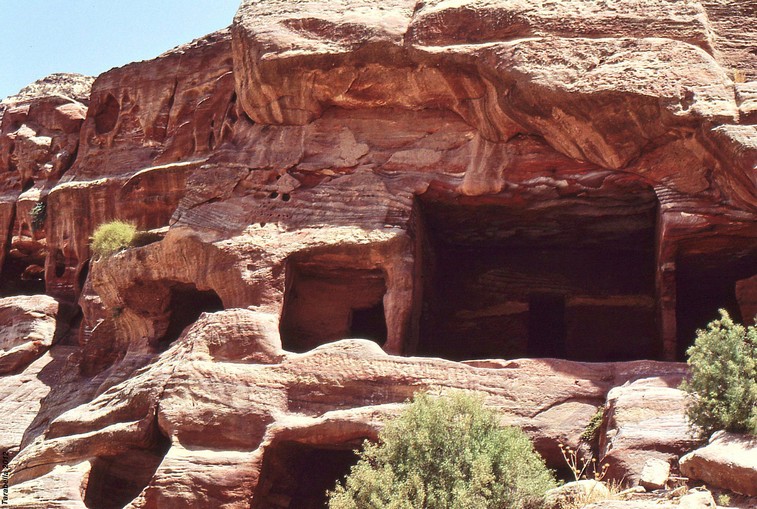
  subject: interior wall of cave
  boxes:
[280,260,389,353]
[112,279,225,356]
[276,238,415,355]
[410,185,661,362]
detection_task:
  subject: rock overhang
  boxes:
[1,1,757,506]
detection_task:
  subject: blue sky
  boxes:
[0,1,240,100]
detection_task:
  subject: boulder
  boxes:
[545,480,610,509]
[601,377,701,484]
[679,489,717,509]
[639,457,671,491]
[680,432,757,496]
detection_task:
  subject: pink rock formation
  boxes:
[0,0,755,506]
[0,74,92,297]
[680,432,757,497]
[600,376,700,484]
[0,295,58,374]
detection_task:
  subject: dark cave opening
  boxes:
[675,248,756,360]
[415,188,659,362]
[54,249,66,278]
[528,293,567,358]
[77,260,90,292]
[280,262,388,352]
[158,283,224,347]
[83,430,170,509]
[253,441,362,509]
[0,254,46,297]
[350,303,388,343]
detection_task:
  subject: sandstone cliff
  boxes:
[0,0,755,507]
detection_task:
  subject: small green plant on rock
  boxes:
[580,407,605,445]
[328,391,557,509]
[30,201,47,232]
[680,310,757,437]
[90,220,137,259]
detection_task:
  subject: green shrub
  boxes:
[90,220,137,258]
[328,391,556,509]
[680,310,757,437]
[30,201,46,232]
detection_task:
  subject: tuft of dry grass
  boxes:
[558,479,625,509]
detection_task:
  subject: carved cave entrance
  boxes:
[83,429,170,509]
[158,283,224,348]
[280,261,388,352]
[0,252,46,296]
[414,188,659,361]
[675,246,756,360]
[253,441,362,509]
[123,280,224,350]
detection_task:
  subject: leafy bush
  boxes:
[30,201,46,232]
[680,310,757,437]
[328,391,556,509]
[90,220,137,258]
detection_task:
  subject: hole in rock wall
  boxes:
[675,249,756,360]
[252,441,362,509]
[414,187,659,362]
[54,249,66,278]
[83,430,170,509]
[157,283,224,347]
[94,94,120,135]
[0,254,46,296]
[280,263,388,352]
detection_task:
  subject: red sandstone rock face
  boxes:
[1,0,756,506]
[0,295,58,374]
[0,75,92,297]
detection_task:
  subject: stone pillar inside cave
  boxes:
[252,441,362,509]
[411,186,661,362]
[280,261,388,352]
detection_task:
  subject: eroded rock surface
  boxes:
[1,0,756,506]
[0,295,58,374]
[601,376,700,484]
[0,75,91,298]
[680,432,757,497]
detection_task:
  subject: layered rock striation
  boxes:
[1,0,756,507]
